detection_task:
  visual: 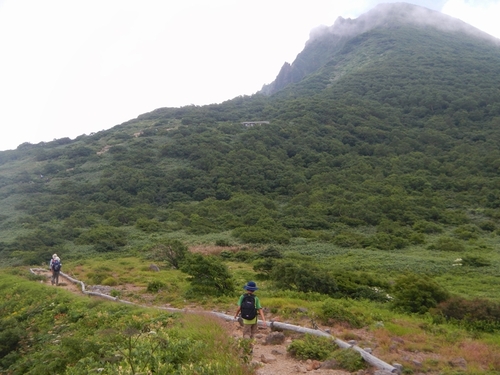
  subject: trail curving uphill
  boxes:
[30,268,399,375]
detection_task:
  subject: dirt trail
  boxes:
[35,269,81,293]
[31,269,371,375]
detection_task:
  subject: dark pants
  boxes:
[51,271,60,286]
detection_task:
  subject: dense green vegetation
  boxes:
[0,271,252,375]
[1,4,500,373]
[3,26,500,256]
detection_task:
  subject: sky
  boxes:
[1,0,500,151]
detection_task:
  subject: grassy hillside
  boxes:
[1,3,500,373]
[0,270,252,375]
[1,259,499,374]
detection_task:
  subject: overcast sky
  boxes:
[1,0,499,151]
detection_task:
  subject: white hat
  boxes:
[53,253,58,259]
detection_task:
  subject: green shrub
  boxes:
[453,224,480,240]
[319,299,367,328]
[215,239,231,247]
[392,274,450,314]
[219,250,233,259]
[428,236,466,252]
[186,214,217,235]
[332,232,363,248]
[75,225,127,252]
[461,255,491,267]
[434,297,500,332]
[413,220,443,234]
[136,218,162,232]
[258,246,283,258]
[253,258,277,276]
[147,281,166,293]
[102,277,118,286]
[330,348,367,372]
[87,271,108,285]
[408,232,425,244]
[351,286,392,302]
[270,261,338,296]
[232,223,291,244]
[235,338,253,364]
[0,325,23,361]
[365,233,409,250]
[333,271,391,301]
[287,334,337,361]
[181,254,235,297]
[233,250,256,262]
[27,273,46,282]
[478,220,496,232]
[150,239,188,269]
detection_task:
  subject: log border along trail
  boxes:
[30,268,400,374]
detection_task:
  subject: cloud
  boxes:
[442,0,500,39]
[1,0,499,151]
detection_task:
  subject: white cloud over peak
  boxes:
[0,0,499,151]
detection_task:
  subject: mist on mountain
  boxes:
[261,2,500,96]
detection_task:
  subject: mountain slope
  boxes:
[261,2,500,96]
[0,2,500,276]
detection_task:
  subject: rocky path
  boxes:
[32,269,389,375]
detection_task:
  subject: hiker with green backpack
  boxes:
[234,281,266,339]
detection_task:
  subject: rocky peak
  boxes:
[260,2,499,96]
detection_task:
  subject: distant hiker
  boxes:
[49,253,62,286]
[234,281,266,339]
[49,253,56,269]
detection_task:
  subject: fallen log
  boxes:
[211,313,399,374]
[30,268,399,373]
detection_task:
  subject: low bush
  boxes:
[319,298,367,328]
[434,297,500,332]
[181,254,235,297]
[215,238,232,247]
[258,246,283,259]
[147,281,166,293]
[270,261,338,295]
[454,224,480,240]
[287,334,337,361]
[232,225,291,244]
[461,255,491,267]
[364,232,409,250]
[136,218,162,232]
[413,220,443,234]
[253,258,277,276]
[392,274,449,314]
[233,250,256,262]
[479,220,496,232]
[330,348,367,372]
[149,239,188,269]
[219,250,233,259]
[428,236,466,252]
[75,225,127,252]
[332,232,364,248]
[102,277,118,286]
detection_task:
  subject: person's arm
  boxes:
[234,295,242,319]
[233,306,241,319]
[258,308,266,326]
